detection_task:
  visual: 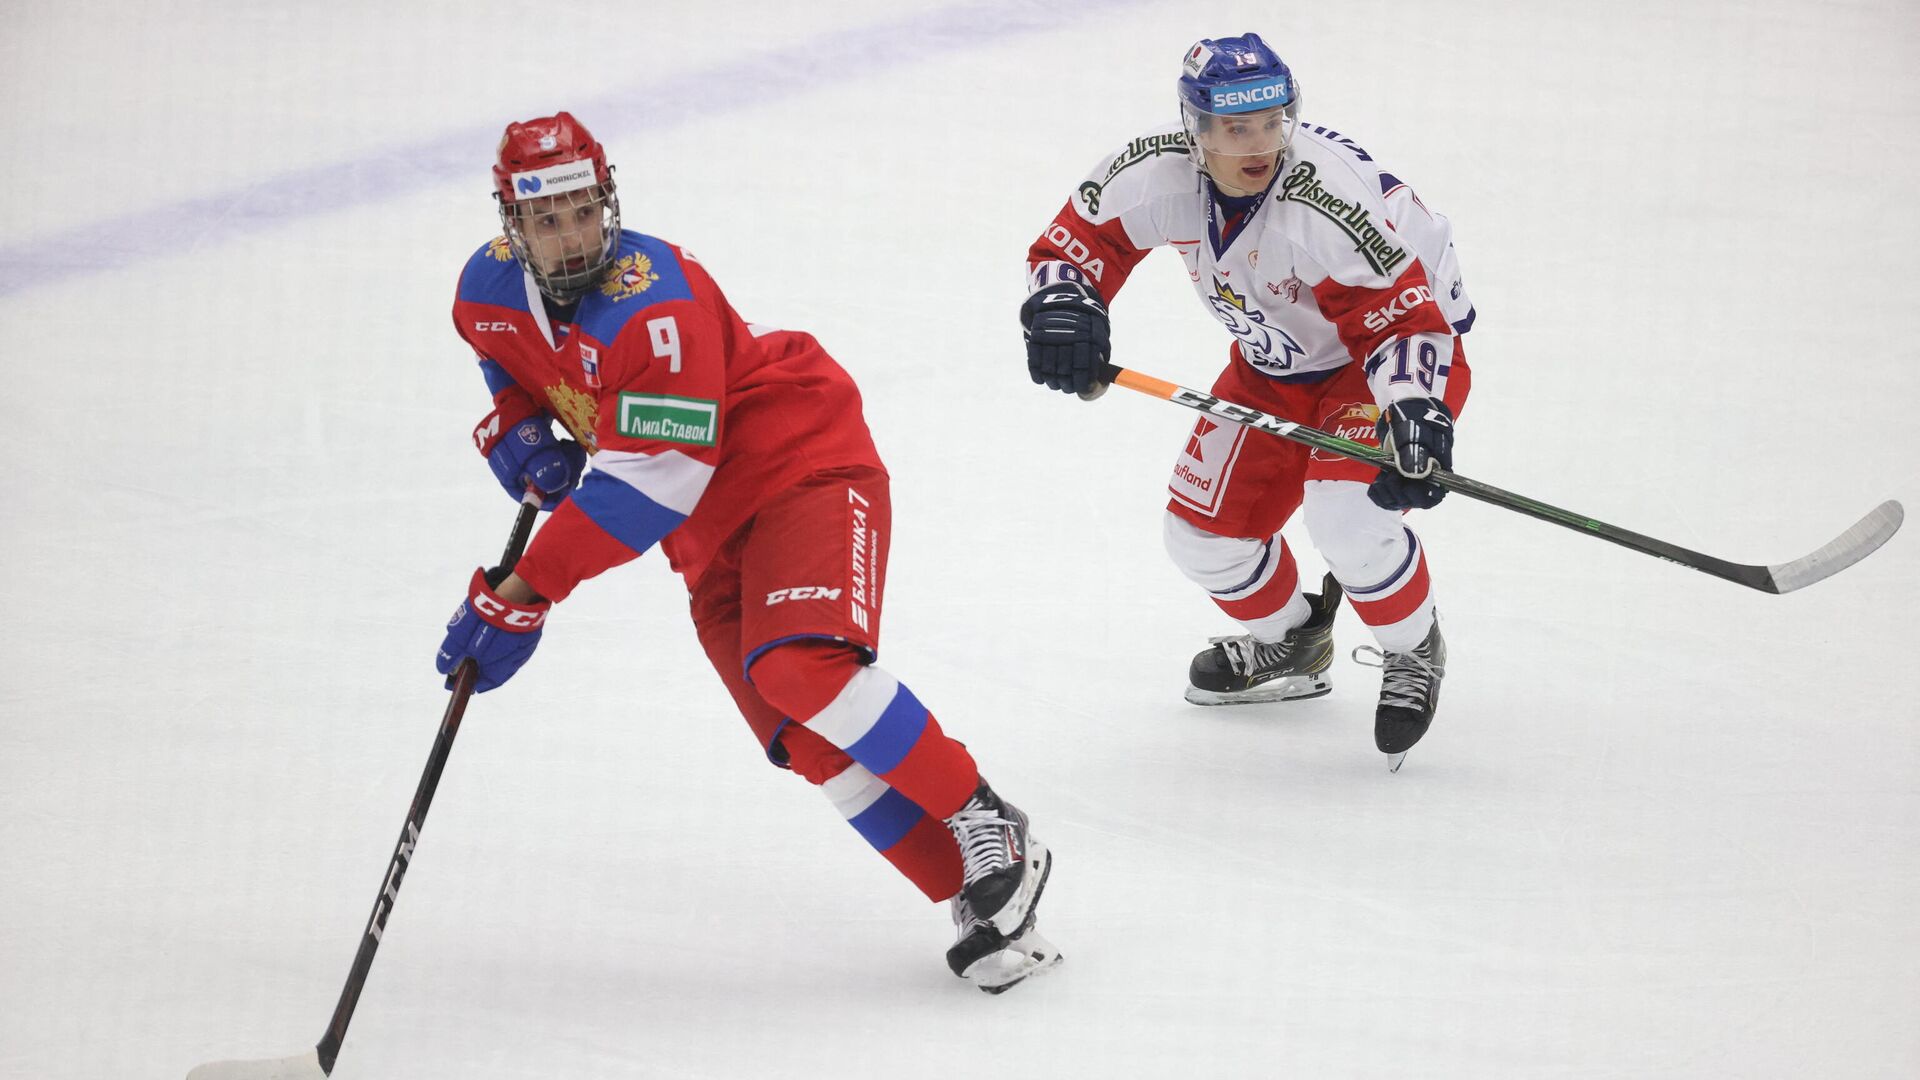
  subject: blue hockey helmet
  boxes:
[1177,34,1300,183]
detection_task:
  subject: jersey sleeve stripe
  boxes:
[586,448,715,516]
[569,469,693,557]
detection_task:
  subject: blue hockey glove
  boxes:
[1369,398,1455,511]
[1020,281,1111,395]
[474,411,587,511]
[436,566,550,693]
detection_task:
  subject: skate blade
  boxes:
[1386,751,1408,773]
[965,931,1065,994]
[1184,675,1332,707]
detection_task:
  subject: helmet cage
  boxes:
[491,111,620,303]
[497,179,622,304]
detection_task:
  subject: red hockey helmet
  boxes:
[492,112,622,302]
[492,112,612,202]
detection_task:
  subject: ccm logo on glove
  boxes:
[457,569,548,630]
[470,590,547,629]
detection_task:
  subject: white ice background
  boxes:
[2,2,1916,1078]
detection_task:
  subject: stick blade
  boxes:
[186,1048,326,1080]
[1766,500,1904,594]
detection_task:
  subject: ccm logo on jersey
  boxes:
[766,586,842,605]
[1362,285,1434,332]
[1043,224,1108,281]
[473,321,517,333]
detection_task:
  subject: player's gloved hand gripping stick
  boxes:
[1092,362,1903,595]
[185,489,543,1080]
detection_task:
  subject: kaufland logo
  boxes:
[1211,78,1290,113]
[1185,419,1218,461]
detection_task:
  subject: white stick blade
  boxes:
[186,1048,326,1080]
[1768,500,1904,593]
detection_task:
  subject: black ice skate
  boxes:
[943,780,1051,938]
[1354,616,1447,772]
[946,891,1063,994]
[1184,574,1343,706]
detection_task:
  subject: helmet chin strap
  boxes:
[531,259,607,305]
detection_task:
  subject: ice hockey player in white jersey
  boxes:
[1020,33,1476,767]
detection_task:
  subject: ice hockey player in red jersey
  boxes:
[436,112,1058,990]
[1021,34,1475,767]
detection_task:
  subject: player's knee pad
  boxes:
[754,643,973,816]
[779,722,858,786]
[1163,513,1275,592]
[747,638,868,723]
[1303,479,1415,586]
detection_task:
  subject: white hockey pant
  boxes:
[1164,479,1437,653]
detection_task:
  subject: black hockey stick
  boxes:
[187,491,543,1080]
[1100,363,1903,594]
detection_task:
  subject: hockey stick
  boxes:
[186,490,543,1080]
[1099,363,1903,594]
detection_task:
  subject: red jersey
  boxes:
[452,230,884,599]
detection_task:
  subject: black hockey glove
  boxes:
[1020,281,1110,395]
[1369,397,1455,511]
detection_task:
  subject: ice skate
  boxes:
[1184,574,1342,705]
[943,780,1050,937]
[1354,616,1447,772]
[946,891,1063,994]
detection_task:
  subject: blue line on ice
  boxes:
[0,1,1149,298]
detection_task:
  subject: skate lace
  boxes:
[1212,634,1292,677]
[1351,644,1441,710]
[947,806,1014,886]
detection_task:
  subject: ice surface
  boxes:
[3,2,1915,1078]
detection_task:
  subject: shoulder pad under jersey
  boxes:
[457,235,531,311]
[1070,125,1201,223]
[1270,136,1415,285]
[575,231,699,345]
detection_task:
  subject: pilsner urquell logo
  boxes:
[618,393,718,447]
[1279,161,1408,275]
[1080,132,1189,213]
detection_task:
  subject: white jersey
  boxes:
[1027,123,1473,405]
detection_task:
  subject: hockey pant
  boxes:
[690,468,976,903]
[1162,350,1472,653]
